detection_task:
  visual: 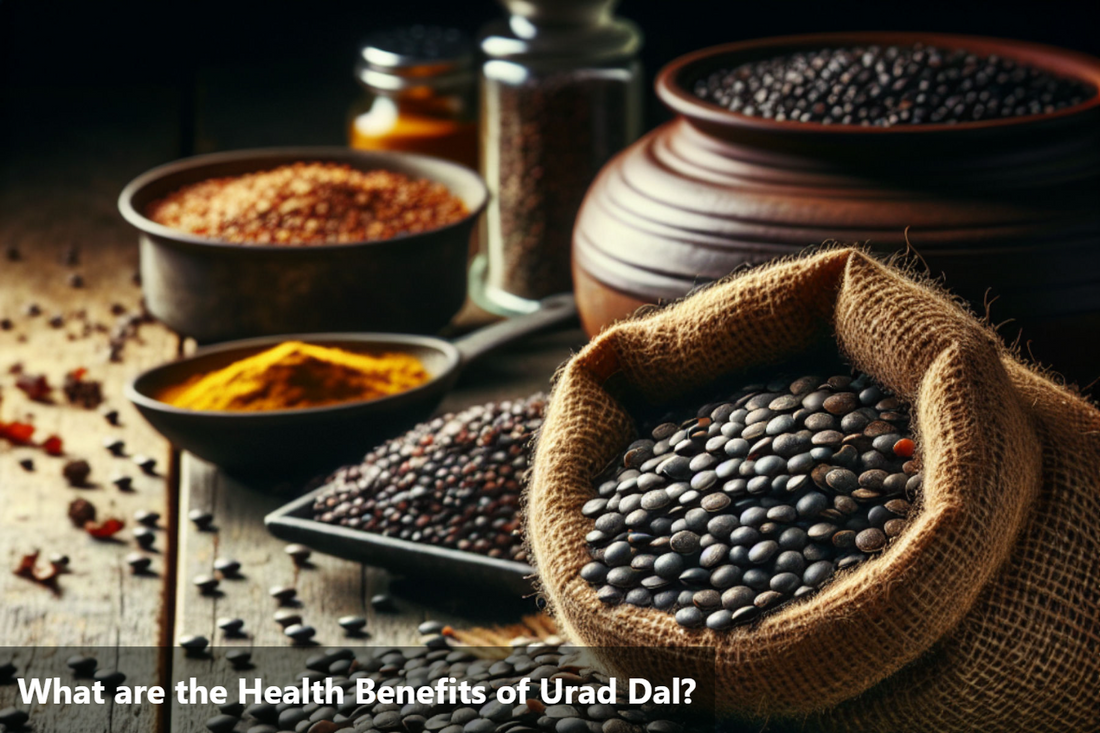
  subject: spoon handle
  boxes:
[452,293,578,367]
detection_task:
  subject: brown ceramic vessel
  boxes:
[572,32,1100,382]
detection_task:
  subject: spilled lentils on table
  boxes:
[581,372,922,630]
[694,43,1095,126]
[312,395,545,561]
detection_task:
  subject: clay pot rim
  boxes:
[656,31,1100,136]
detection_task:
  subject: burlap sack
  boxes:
[525,248,1100,731]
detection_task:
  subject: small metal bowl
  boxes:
[125,294,577,477]
[118,147,487,344]
[126,333,461,477]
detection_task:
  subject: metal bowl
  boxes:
[118,147,488,343]
[126,332,461,477]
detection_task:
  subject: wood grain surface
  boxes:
[0,85,185,731]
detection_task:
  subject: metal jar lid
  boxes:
[357,26,475,93]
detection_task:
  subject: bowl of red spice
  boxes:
[119,147,487,343]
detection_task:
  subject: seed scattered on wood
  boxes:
[214,557,241,577]
[179,635,209,652]
[102,437,126,456]
[284,624,316,643]
[132,455,157,474]
[133,527,156,549]
[338,615,367,634]
[126,553,152,573]
[189,509,214,530]
[62,459,92,487]
[270,585,297,603]
[194,575,220,594]
[285,544,312,565]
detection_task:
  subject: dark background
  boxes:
[3,0,1099,156]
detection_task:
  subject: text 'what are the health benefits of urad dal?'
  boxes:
[18,676,700,707]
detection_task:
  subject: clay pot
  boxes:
[573,32,1100,383]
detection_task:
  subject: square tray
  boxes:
[264,485,536,596]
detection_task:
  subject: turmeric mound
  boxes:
[160,341,430,412]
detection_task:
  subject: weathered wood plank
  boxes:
[0,85,182,732]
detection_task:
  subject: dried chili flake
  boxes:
[0,420,35,444]
[85,518,124,539]
[15,373,52,402]
[13,550,61,585]
[42,434,63,455]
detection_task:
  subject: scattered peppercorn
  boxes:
[62,459,91,487]
[69,498,97,527]
[18,458,35,471]
[4,245,20,261]
[0,318,12,331]
[48,314,64,328]
[111,474,133,491]
[23,303,41,317]
[63,368,103,409]
[100,406,121,425]
[67,273,84,288]
[61,245,80,266]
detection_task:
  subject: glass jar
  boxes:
[348,26,478,170]
[473,0,642,314]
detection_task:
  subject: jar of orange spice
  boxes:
[349,26,478,170]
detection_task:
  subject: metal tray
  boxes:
[264,485,535,596]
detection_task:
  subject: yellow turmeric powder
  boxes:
[160,341,430,412]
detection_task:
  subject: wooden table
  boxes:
[0,80,583,732]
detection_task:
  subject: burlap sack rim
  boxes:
[523,245,1093,717]
[525,241,1098,578]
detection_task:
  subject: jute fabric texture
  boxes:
[525,248,1100,731]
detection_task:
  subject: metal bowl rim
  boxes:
[117,146,489,252]
[125,331,462,420]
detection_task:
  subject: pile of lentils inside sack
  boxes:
[312,395,546,562]
[581,369,921,631]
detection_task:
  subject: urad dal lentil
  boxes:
[145,162,467,245]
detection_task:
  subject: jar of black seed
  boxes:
[473,0,643,315]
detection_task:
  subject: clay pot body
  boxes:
[573,33,1100,382]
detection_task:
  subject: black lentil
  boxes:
[312,395,544,562]
[582,371,921,629]
[694,43,1095,126]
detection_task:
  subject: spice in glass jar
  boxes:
[349,26,478,170]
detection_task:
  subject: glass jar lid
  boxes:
[357,26,475,92]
